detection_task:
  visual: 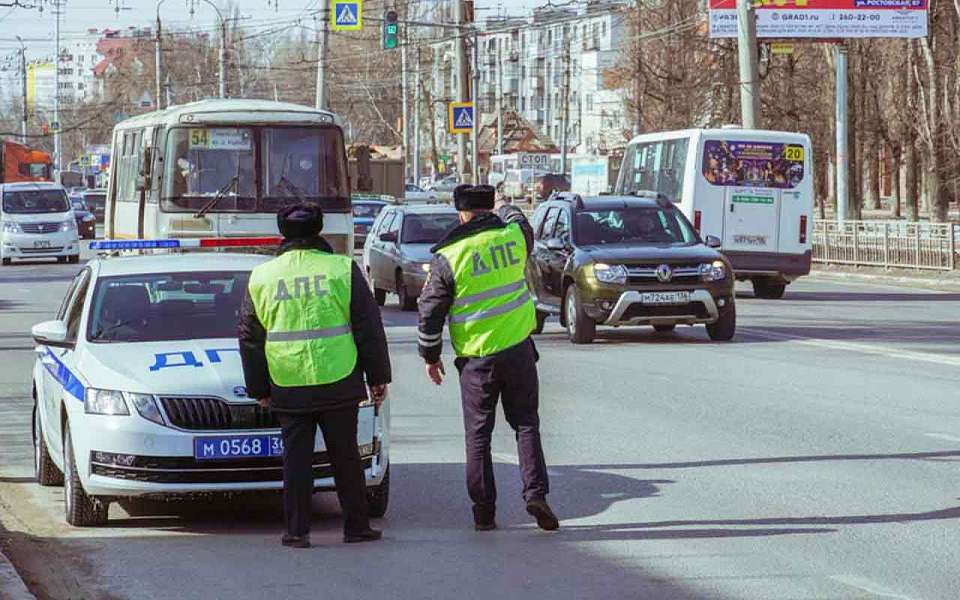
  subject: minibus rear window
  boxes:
[701,140,805,189]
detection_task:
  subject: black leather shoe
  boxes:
[472,504,497,531]
[343,528,383,544]
[281,534,311,548]
[526,499,559,531]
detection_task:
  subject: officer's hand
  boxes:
[426,362,445,386]
[257,396,271,409]
[369,384,388,408]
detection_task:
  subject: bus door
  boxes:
[722,186,781,253]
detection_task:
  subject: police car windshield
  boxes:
[2,189,70,214]
[87,271,250,343]
[401,214,459,244]
[575,207,698,246]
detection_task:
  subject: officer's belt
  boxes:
[266,324,352,342]
[452,280,526,309]
[449,291,531,324]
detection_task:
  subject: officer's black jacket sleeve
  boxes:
[238,289,271,400]
[496,204,534,257]
[417,254,455,364]
[349,262,392,387]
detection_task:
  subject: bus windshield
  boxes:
[162,126,348,213]
[701,139,805,189]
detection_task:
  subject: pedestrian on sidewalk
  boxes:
[239,203,392,548]
[417,184,559,532]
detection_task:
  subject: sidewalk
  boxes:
[0,544,35,600]
[811,263,960,292]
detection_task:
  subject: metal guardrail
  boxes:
[812,220,959,271]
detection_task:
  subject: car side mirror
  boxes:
[705,234,722,248]
[545,238,565,251]
[379,231,398,243]
[32,320,72,349]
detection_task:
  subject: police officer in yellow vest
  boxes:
[239,204,391,548]
[418,185,559,532]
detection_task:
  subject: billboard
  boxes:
[701,140,806,189]
[26,63,56,111]
[708,0,928,38]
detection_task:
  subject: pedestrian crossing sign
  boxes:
[330,0,362,31]
[448,102,474,134]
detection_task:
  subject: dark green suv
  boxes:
[527,192,736,343]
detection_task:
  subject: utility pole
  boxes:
[495,36,503,157]
[454,0,469,180]
[559,25,570,177]
[53,0,63,175]
[401,40,409,181]
[471,29,480,184]
[17,36,27,143]
[413,45,421,186]
[835,42,849,223]
[155,0,166,110]
[218,19,227,98]
[314,12,327,109]
[735,0,760,129]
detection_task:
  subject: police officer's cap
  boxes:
[277,203,324,239]
[453,184,496,211]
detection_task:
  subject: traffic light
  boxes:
[382,10,399,50]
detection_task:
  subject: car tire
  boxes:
[68,255,80,264]
[706,302,736,342]
[57,256,67,264]
[1,258,10,266]
[63,422,109,527]
[564,285,595,344]
[396,275,417,311]
[532,310,549,335]
[752,278,786,299]
[653,324,676,333]
[367,467,390,518]
[33,405,63,487]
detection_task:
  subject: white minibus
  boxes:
[105,99,354,254]
[616,128,813,298]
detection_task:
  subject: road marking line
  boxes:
[830,575,917,600]
[924,433,960,443]
[739,327,960,368]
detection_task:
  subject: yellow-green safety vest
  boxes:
[437,222,536,357]
[248,250,358,386]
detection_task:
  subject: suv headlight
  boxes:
[1,221,20,234]
[699,260,727,282]
[593,263,628,285]
[61,219,77,231]
[85,388,130,415]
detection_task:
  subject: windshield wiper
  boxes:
[274,175,307,203]
[193,176,239,219]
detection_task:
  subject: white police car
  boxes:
[30,238,390,526]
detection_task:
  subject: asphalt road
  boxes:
[1,252,960,599]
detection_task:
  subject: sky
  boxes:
[0,0,547,61]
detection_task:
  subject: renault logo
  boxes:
[655,264,673,283]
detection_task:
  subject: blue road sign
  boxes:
[331,0,362,31]
[448,102,474,134]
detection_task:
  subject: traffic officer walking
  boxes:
[239,203,392,548]
[418,184,559,532]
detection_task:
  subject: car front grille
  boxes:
[159,396,279,431]
[622,302,711,320]
[19,246,64,254]
[19,222,61,234]
[626,263,702,282]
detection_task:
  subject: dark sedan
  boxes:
[69,196,97,239]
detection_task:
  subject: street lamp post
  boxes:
[16,36,27,143]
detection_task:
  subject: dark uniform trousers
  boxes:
[454,337,549,509]
[277,406,370,537]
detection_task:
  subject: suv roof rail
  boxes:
[550,190,584,208]
[630,189,673,208]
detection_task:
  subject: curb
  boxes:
[810,267,960,292]
[0,547,35,600]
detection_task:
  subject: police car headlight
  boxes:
[126,392,165,425]
[699,261,727,282]
[84,388,130,416]
[592,263,628,285]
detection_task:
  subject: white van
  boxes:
[1,182,81,265]
[616,128,813,298]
